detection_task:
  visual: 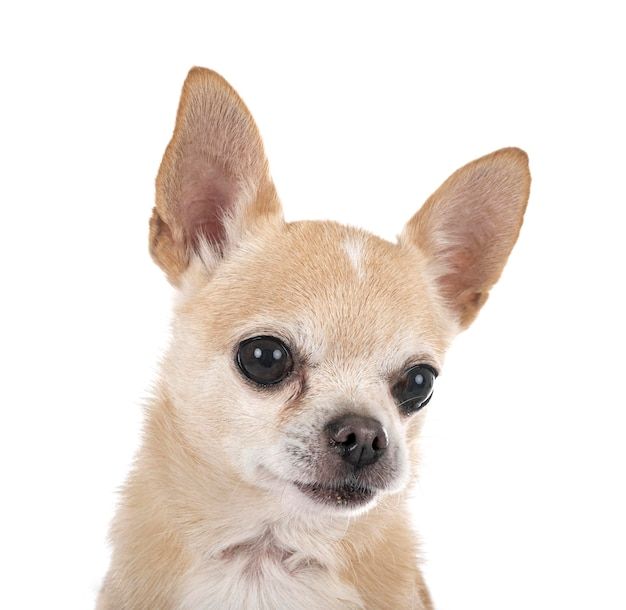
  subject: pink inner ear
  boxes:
[184,196,230,250]
[403,148,530,328]
[179,157,238,251]
[438,196,500,297]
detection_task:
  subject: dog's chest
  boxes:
[179,533,363,610]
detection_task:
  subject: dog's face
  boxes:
[150,68,530,516]
[163,221,452,515]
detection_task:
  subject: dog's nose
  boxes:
[326,415,388,468]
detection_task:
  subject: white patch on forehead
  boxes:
[342,238,366,281]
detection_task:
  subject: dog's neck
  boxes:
[119,393,421,609]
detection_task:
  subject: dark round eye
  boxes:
[236,336,293,386]
[392,364,437,414]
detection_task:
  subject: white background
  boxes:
[1,2,625,609]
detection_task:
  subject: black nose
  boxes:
[326,415,389,468]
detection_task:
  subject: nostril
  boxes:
[343,432,357,449]
[372,427,389,452]
[329,423,357,447]
[372,435,382,451]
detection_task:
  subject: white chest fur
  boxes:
[179,529,363,610]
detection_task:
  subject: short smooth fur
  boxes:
[98,68,530,609]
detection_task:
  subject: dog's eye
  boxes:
[236,336,294,386]
[391,365,437,414]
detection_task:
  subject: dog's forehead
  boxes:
[198,221,450,365]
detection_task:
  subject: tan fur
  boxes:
[99,67,530,609]
[150,67,281,285]
[401,147,531,328]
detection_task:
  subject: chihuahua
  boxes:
[97,68,530,609]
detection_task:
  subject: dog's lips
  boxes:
[293,480,376,507]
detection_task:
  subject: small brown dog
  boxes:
[98,67,530,609]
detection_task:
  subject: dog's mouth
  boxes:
[293,479,376,508]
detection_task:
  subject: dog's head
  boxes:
[149,68,530,516]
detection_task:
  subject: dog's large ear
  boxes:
[401,148,531,329]
[150,68,282,285]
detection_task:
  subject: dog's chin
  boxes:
[292,479,376,510]
[255,466,384,516]
[281,478,382,517]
